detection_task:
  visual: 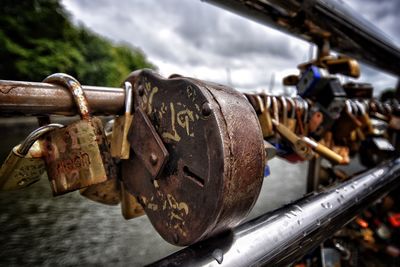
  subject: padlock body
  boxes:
[0,145,45,191]
[120,181,144,220]
[42,117,115,195]
[110,113,133,159]
[297,66,330,97]
[389,115,400,131]
[79,178,120,205]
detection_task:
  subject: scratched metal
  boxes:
[122,70,265,246]
[0,80,124,116]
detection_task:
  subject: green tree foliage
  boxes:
[0,0,156,86]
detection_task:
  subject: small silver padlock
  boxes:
[0,124,63,191]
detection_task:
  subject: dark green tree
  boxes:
[0,0,156,86]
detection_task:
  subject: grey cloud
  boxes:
[347,0,400,44]
[63,0,398,92]
[173,4,298,61]
[64,0,298,67]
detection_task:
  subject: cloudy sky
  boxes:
[62,0,399,95]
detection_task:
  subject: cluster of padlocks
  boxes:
[0,53,399,248]
[0,73,144,218]
[244,93,398,166]
[243,55,398,173]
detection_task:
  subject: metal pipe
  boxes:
[0,80,124,116]
[149,157,400,267]
[203,0,400,76]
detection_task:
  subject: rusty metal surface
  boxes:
[0,80,124,116]
[40,74,117,196]
[79,178,120,205]
[128,107,169,180]
[122,70,265,246]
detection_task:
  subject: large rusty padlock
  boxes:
[41,73,116,196]
[122,70,266,246]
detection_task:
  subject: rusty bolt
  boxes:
[150,153,158,165]
[202,102,212,116]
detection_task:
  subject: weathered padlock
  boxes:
[286,97,297,132]
[0,124,63,191]
[41,73,116,196]
[79,177,120,205]
[81,119,121,205]
[359,137,395,167]
[256,95,274,138]
[122,70,265,246]
[389,106,400,131]
[120,181,144,219]
[332,100,362,144]
[111,81,134,159]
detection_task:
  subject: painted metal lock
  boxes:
[297,66,330,97]
[0,124,63,191]
[41,73,117,196]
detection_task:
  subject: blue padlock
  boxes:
[297,66,330,97]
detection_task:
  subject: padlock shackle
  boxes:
[279,96,288,125]
[271,96,279,122]
[286,96,296,118]
[43,73,91,121]
[124,81,133,114]
[255,95,265,113]
[17,123,64,156]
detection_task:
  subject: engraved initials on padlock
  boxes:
[41,73,116,196]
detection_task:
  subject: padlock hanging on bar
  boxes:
[120,181,144,220]
[110,81,134,159]
[41,73,117,196]
[0,124,63,191]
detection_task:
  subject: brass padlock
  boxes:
[322,56,360,78]
[41,73,117,196]
[0,124,63,191]
[80,178,120,205]
[355,101,374,134]
[333,100,362,142]
[111,81,133,159]
[286,97,297,132]
[256,95,274,138]
[120,181,144,219]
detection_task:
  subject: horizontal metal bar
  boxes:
[204,0,400,76]
[149,157,400,267]
[0,80,124,116]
